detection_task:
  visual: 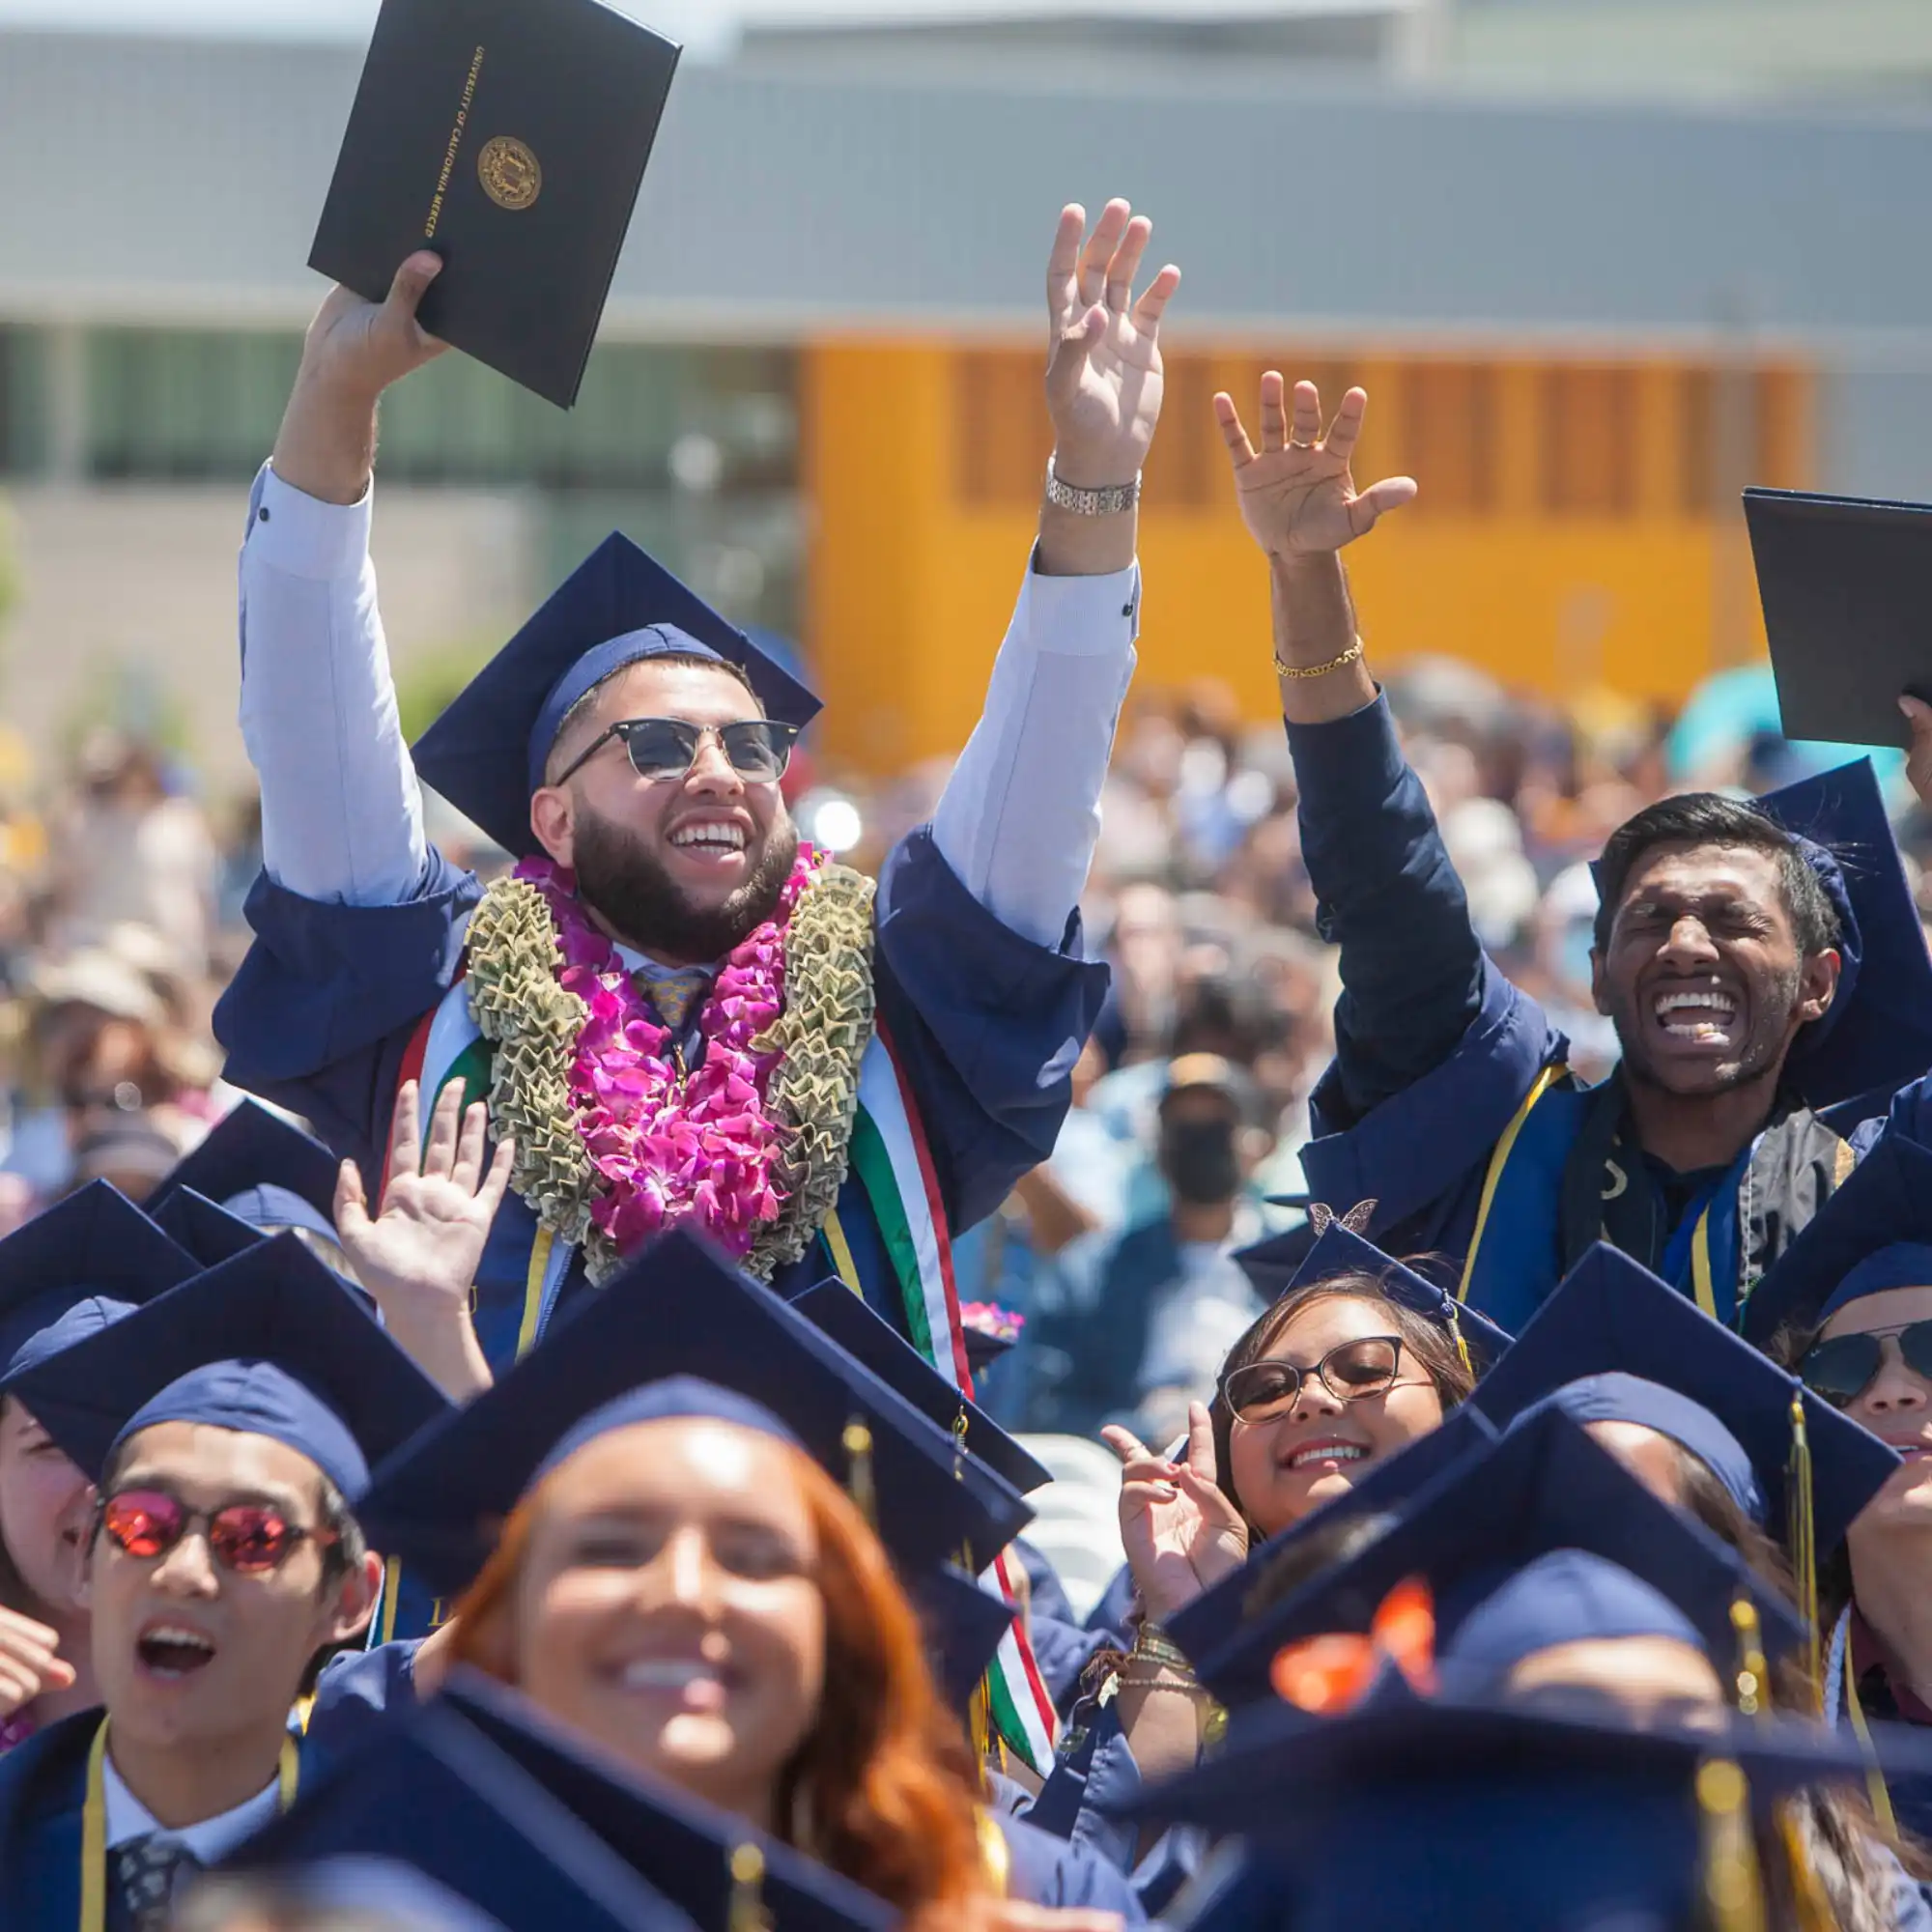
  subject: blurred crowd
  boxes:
[5,662,1927,1464]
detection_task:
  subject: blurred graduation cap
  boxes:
[1472,1240,1896,1559]
[358,1228,1033,1599]
[1232,1218,1513,1373]
[412,537,819,859]
[1586,753,1932,1111]
[9,1233,448,1499]
[148,1098,343,1250]
[216,1694,699,1932]
[1123,1682,1932,1932]
[789,1279,1049,1493]
[1745,487,1932,753]
[1165,1403,1497,1671]
[914,1563,1018,1717]
[1189,1407,1802,1712]
[0,1179,196,1381]
[443,1669,897,1932]
[1741,1133,1932,1348]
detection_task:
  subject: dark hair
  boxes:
[1208,1272,1476,1529]
[1592,793,1841,956]
[544,649,760,784]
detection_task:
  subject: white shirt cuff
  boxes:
[1015,557,1141,657]
[245,463,373,582]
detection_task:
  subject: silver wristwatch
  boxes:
[1045,456,1142,517]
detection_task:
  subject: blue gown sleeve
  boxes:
[996,1807,1148,1919]
[303,1639,426,1766]
[212,852,483,1173]
[873,826,1111,1236]
[1287,694,1491,1128]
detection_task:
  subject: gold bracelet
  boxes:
[1273,636,1365,681]
[1132,1622,1196,1673]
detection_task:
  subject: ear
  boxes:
[1589,944,1611,1018]
[1796,947,1842,1027]
[526,784,577,869]
[326,1548,385,1648]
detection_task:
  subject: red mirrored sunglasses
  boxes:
[99,1488,337,1575]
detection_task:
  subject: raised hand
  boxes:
[335,1078,510,1399]
[1102,1402,1248,1627]
[0,1605,74,1720]
[271,252,448,503]
[1044,199,1181,491]
[1213,375,1416,561]
[1901,696,1932,807]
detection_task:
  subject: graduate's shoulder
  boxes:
[0,1706,100,1832]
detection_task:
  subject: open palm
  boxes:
[1214,376,1416,559]
[1044,200,1180,487]
[1102,1404,1248,1626]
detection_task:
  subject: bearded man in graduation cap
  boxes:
[215,201,1174,1391]
[1216,374,1932,1335]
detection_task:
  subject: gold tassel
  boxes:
[842,1417,876,1529]
[1730,1596,1769,1719]
[1776,1802,1836,1932]
[952,1405,970,1481]
[728,1843,772,1932]
[1788,1391,1821,1705]
[1697,1758,1766,1932]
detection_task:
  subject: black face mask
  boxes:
[1161,1120,1241,1206]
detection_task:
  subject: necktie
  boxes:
[644,967,711,1036]
[112,1833,200,1930]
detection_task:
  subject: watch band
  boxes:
[1045,456,1142,517]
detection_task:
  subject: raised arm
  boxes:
[931,200,1179,948]
[240,255,450,907]
[1214,376,1490,1126]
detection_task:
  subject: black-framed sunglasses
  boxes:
[1220,1336,1411,1424]
[1799,1320,1932,1410]
[551,717,800,788]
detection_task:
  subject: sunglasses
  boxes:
[552,717,799,787]
[1799,1320,1932,1410]
[1220,1336,1411,1424]
[99,1488,337,1576]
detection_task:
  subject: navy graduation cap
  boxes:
[148,1097,343,1248]
[1190,1406,1803,1711]
[914,1563,1018,1716]
[1472,1240,1895,1559]
[217,1692,699,1932]
[1741,1132,1932,1348]
[444,1670,897,1932]
[1122,1683,1932,1932]
[150,1185,279,1270]
[8,1232,449,1499]
[790,1278,1050,1494]
[1164,1403,1497,1670]
[1233,1219,1513,1371]
[357,1228,1033,1599]
[0,1179,196,1380]
[412,534,820,860]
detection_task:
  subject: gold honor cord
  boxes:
[1455,1063,1565,1305]
[1690,1207,1719,1322]
[1838,1614,1903,1844]
[79,1719,298,1932]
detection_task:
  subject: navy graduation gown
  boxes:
[1284,695,1932,1330]
[0,1711,96,1930]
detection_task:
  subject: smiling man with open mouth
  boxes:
[0,1235,445,1930]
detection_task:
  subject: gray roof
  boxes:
[6,25,1932,355]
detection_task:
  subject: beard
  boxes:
[1610,958,1803,1098]
[571,807,800,964]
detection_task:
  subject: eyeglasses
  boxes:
[99,1488,337,1575]
[1798,1320,1932,1410]
[1220,1336,1412,1423]
[551,717,800,787]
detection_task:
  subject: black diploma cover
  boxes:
[310,0,680,409]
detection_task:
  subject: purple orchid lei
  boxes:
[516,844,824,1262]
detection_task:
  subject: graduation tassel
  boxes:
[1787,1391,1821,1705]
[1776,1803,1836,1932]
[1730,1597,1769,1719]
[842,1417,876,1530]
[952,1405,970,1481]
[1696,1758,1767,1932]
[728,1842,772,1932]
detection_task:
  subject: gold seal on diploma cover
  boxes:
[477,135,543,211]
